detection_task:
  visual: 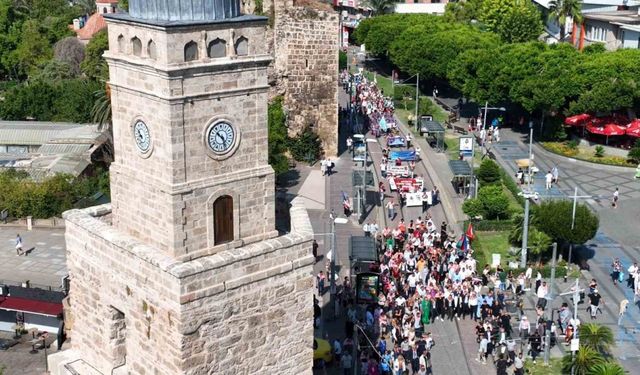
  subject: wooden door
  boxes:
[214,196,233,245]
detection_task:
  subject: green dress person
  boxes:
[421,298,431,326]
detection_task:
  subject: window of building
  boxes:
[234,36,248,56]
[131,37,142,56]
[117,35,125,53]
[184,41,199,62]
[213,195,233,245]
[7,145,27,154]
[208,38,227,58]
[147,40,157,60]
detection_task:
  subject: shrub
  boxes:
[594,145,605,158]
[462,198,484,218]
[477,185,511,220]
[393,85,416,101]
[501,169,525,206]
[288,127,322,163]
[464,219,514,231]
[477,159,502,186]
[567,140,579,150]
[628,143,640,163]
[534,200,599,245]
[267,96,289,175]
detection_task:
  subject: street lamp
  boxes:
[481,101,506,131]
[471,102,506,198]
[330,215,349,318]
[518,120,537,269]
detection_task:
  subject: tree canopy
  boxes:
[533,200,599,245]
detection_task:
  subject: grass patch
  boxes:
[473,230,514,270]
[363,71,394,97]
[542,141,634,167]
[524,358,563,375]
[503,185,524,215]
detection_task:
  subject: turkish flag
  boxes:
[466,223,475,241]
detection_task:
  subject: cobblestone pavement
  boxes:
[0,330,54,375]
[0,228,67,289]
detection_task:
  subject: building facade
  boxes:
[47,0,315,373]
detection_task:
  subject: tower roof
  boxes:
[128,0,241,22]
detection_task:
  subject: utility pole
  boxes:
[414,73,419,127]
[558,278,583,375]
[568,187,602,264]
[544,242,558,366]
[519,122,536,268]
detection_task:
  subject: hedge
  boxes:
[465,219,515,232]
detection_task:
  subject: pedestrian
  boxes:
[588,289,603,319]
[340,351,353,375]
[379,182,386,204]
[612,258,622,285]
[536,281,548,310]
[326,158,334,176]
[515,169,524,186]
[628,262,638,288]
[363,222,370,237]
[529,330,541,364]
[494,127,500,143]
[380,161,387,178]
[612,187,619,208]
[320,159,326,176]
[551,166,559,184]
[618,298,629,326]
[15,233,23,256]
[545,171,553,190]
[317,271,326,295]
[312,239,319,261]
[343,197,351,217]
[513,352,524,375]
[432,87,438,98]
[386,200,397,220]
[421,190,430,213]
[346,136,353,152]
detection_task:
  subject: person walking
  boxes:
[551,166,559,184]
[15,234,23,256]
[340,351,353,375]
[612,258,622,285]
[536,281,548,310]
[612,187,619,208]
[628,262,638,289]
[545,171,553,190]
[346,136,353,153]
[386,200,397,220]
[588,289,604,319]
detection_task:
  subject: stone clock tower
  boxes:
[48,1,314,374]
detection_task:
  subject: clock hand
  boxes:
[216,132,225,144]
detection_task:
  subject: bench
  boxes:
[453,125,468,135]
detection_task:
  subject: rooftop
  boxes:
[583,10,640,24]
[0,122,106,180]
[127,0,241,22]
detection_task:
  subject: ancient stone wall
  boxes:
[269,0,340,156]
[49,198,314,375]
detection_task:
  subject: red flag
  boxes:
[466,222,475,241]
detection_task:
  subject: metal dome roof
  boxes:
[128,0,241,22]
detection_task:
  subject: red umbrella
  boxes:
[587,123,627,144]
[564,113,592,126]
[626,120,640,138]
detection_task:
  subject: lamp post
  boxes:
[519,120,537,268]
[473,103,506,197]
[330,215,349,318]
[481,102,506,131]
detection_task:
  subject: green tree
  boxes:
[561,345,605,375]
[81,30,109,81]
[477,159,501,186]
[548,0,583,42]
[31,59,75,82]
[54,36,85,76]
[587,362,626,375]
[528,227,552,255]
[10,19,52,76]
[462,198,484,218]
[289,127,321,162]
[339,50,347,71]
[627,140,640,163]
[267,96,289,175]
[477,185,510,219]
[580,323,615,354]
[52,79,102,122]
[496,1,543,43]
[534,200,599,245]
[444,0,484,23]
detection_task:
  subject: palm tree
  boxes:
[562,345,605,375]
[548,0,583,42]
[91,82,114,164]
[580,323,615,354]
[362,0,395,15]
[587,362,627,375]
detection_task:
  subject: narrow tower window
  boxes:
[184,41,199,62]
[234,36,248,56]
[208,38,227,58]
[131,37,142,57]
[147,40,157,60]
[213,195,233,245]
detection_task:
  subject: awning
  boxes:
[448,160,472,177]
[420,119,445,133]
[0,296,63,317]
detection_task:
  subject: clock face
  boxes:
[207,122,235,154]
[133,120,151,153]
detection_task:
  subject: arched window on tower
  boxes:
[102,7,107,13]
[117,34,125,53]
[213,195,234,245]
[207,38,227,58]
[131,37,142,57]
[147,40,157,60]
[234,36,248,56]
[184,41,199,62]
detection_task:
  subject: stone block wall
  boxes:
[270,0,340,156]
[49,198,314,375]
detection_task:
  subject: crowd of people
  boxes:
[320,70,635,375]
